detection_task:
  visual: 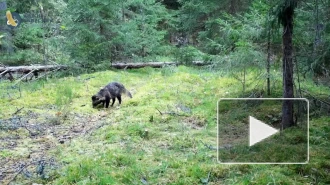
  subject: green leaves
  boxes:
[14,23,44,47]
[63,0,173,65]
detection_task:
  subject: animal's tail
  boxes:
[121,86,132,98]
[114,82,132,98]
[125,90,132,98]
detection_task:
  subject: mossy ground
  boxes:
[0,66,329,184]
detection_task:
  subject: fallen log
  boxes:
[111,62,176,69]
[0,65,68,82]
[111,61,212,69]
[191,61,213,66]
[0,65,67,73]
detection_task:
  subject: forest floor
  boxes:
[0,66,329,184]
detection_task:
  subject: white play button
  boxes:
[249,116,279,146]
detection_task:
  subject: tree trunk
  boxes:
[282,2,295,129]
[266,2,273,96]
[267,23,271,96]
[230,0,237,14]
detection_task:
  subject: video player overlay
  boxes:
[217,98,309,164]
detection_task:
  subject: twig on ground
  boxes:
[12,107,24,116]
[155,108,185,116]
[5,162,32,185]
[156,108,163,115]
[200,140,217,150]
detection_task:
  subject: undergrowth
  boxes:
[0,66,329,184]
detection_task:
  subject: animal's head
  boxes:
[91,94,105,108]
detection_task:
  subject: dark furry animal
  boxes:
[91,87,112,108]
[92,82,132,108]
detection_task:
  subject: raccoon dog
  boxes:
[92,82,132,108]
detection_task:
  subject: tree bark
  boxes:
[230,0,237,14]
[111,62,176,69]
[111,61,211,69]
[0,65,67,73]
[267,24,271,96]
[282,2,295,129]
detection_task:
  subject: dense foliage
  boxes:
[0,0,329,76]
[1,1,330,184]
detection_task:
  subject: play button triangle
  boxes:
[249,116,279,147]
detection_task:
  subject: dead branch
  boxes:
[0,65,67,73]
[155,108,184,116]
[191,61,213,66]
[5,162,32,185]
[12,107,24,116]
[29,67,62,82]
[156,108,163,115]
[200,140,218,150]
[7,72,14,81]
[17,69,37,82]
[111,61,212,69]
[0,69,8,76]
[1,65,67,82]
[112,62,176,69]
[301,89,330,106]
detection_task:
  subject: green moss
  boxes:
[0,149,13,158]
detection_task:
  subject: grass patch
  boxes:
[0,66,329,184]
